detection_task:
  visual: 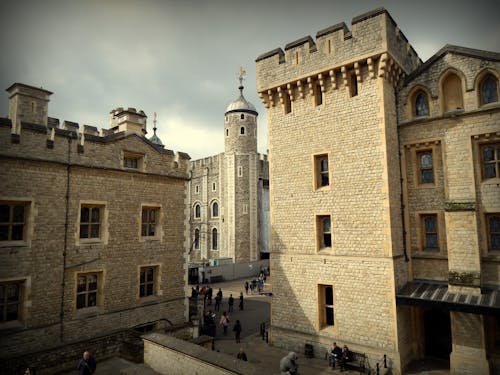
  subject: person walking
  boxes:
[219,311,230,335]
[244,281,249,295]
[215,294,221,311]
[77,351,96,375]
[233,319,242,343]
[228,294,234,312]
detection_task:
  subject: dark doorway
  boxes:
[424,309,451,360]
[188,267,199,284]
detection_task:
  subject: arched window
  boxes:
[194,228,200,249]
[415,91,429,117]
[240,114,245,120]
[480,75,499,105]
[194,204,201,219]
[240,126,245,135]
[212,202,219,218]
[442,73,463,112]
[226,129,229,137]
[212,228,218,250]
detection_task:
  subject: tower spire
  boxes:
[239,67,246,95]
[153,112,158,135]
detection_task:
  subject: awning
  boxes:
[396,281,500,315]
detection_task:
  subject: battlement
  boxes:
[191,153,223,169]
[256,8,421,102]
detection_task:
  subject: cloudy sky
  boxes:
[1,0,499,159]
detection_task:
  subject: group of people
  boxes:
[329,342,353,371]
[192,285,245,311]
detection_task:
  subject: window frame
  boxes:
[414,91,429,117]
[240,126,246,135]
[318,284,334,329]
[479,74,499,106]
[141,205,161,240]
[194,203,201,219]
[313,153,330,190]
[211,227,218,250]
[139,266,158,298]
[417,150,434,184]
[194,228,200,250]
[486,213,500,252]
[0,280,23,323]
[421,213,439,251]
[316,215,332,251]
[79,205,102,240]
[0,201,30,245]
[211,201,219,218]
[122,151,144,171]
[481,142,500,180]
[76,272,101,310]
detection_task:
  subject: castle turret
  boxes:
[7,83,52,130]
[109,107,147,136]
[224,70,258,154]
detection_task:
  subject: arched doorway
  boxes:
[424,309,452,360]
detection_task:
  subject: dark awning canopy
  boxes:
[396,281,500,315]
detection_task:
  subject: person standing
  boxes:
[236,347,247,361]
[215,294,221,311]
[239,292,244,311]
[233,319,242,343]
[228,294,234,312]
[244,281,249,295]
[77,351,96,375]
[219,311,230,335]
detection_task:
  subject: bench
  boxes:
[344,351,367,373]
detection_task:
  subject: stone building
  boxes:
[0,83,191,373]
[256,7,500,374]
[187,76,269,283]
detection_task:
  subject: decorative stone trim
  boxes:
[448,270,480,287]
[444,201,476,211]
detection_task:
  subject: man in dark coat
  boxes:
[77,351,96,375]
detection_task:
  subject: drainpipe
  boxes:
[60,136,72,341]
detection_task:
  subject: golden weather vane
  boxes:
[239,67,246,87]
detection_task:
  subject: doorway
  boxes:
[424,309,451,360]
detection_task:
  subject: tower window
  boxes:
[317,215,332,250]
[415,91,429,117]
[319,285,334,327]
[240,114,245,120]
[226,129,229,137]
[349,74,358,97]
[240,126,245,135]
[314,154,329,189]
[194,228,200,250]
[284,93,291,114]
[212,228,218,250]
[194,204,201,219]
[480,75,499,105]
[418,151,434,184]
[314,82,323,106]
[212,202,219,218]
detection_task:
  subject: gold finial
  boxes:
[239,67,246,78]
[238,67,246,93]
[153,112,158,133]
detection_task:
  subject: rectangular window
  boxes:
[314,154,329,189]
[238,166,243,177]
[76,273,99,309]
[482,143,500,179]
[123,151,143,170]
[284,93,291,114]
[318,284,334,327]
[317,215,332,250]
[212,182,217,192]
[140,266,156,297]
[422,214,438,250]
[0,202,28,241]
[141,207,159,237]
[418,150,434,184]
[314,82,323,106]
[80,205,102,239]
[349,74,358,97]
[0,281,22,322]
[487,214,500,251]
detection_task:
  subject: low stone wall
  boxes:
[143,332,272,375]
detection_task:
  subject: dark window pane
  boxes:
[6,303,19,321]
[12,206,24,222]
[142,209,147,223]
[325,286,333,305]
[325,307,334,325]
[88,292,97,307]
[0,226,8,241]
[490,217,500,232]
[80,224,89,238]
[149,224,155,236]
[421,170,434,183]
[324,234,331,247]
[482,77,498,104]
[320,159,328,172]
[90,224,100,238]
[195,205,200,218]
[140,270,145,283]
[140,285,145,297]
[0,205,9,222]
[81,207,89,222]
[492,235,500,250]
[146,284,153,296]
[142,224,148,236]
[88,275,97,291]
[213,203,218,217]
[323,218,331,233]
[11,225,23,240]
[91,208,100,223]
[77,277,87,293]
[426,234,438,249]
[321,174,329,186]
[76,294,86,309]
[0,285,4,300]
[146,268,154,282]
[420,153,432,168]
[6,284,19,301]
[149,209,155,222]
[485,164,497,179]
[425,217,437,232]
[483,146,495,161]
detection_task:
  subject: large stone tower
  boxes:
[223,72,259,262]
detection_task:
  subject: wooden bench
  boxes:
[344,351,367,373]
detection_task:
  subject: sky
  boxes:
[1,0,499,160]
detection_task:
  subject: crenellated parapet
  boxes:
[256,8,421,108]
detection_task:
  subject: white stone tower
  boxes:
[223,69,259,262]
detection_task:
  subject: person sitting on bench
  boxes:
[340,345,352,371]
[329,342,342,368]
